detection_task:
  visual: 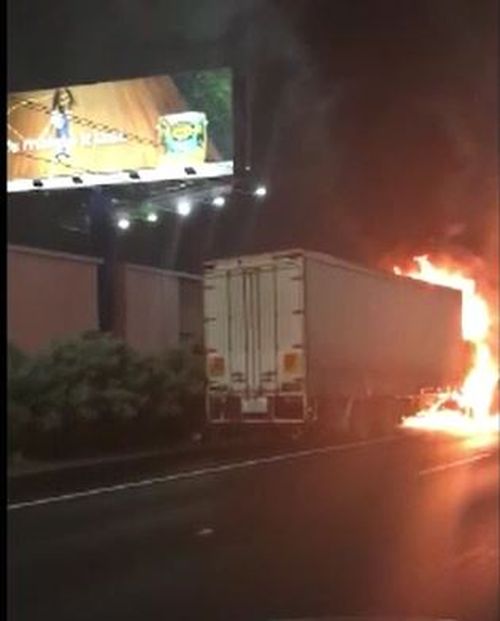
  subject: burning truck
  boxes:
[395,255,499,435]
[203,249,495,438]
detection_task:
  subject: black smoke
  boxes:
[7,0,498,274]
[246,0,498,268]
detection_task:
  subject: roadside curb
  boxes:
[7,445,202,479]
[7,433,385,480]
[7,438,279,479]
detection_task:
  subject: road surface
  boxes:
[7,431,498,621]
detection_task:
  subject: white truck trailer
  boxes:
[203,249,466,437]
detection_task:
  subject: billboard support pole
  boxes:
[88,188,120,335]
[231,8,253,192]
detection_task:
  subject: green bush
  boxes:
[7,343,31,457]
[7,334,207,459]
[8,342,28,375]
[131,347,206,441]
[19,332,143,427]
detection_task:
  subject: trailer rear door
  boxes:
[204,254,305,417]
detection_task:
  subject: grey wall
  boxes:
[8,245,203,354]
[8,245,100,352]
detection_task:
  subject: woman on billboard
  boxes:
[49,87,75,162]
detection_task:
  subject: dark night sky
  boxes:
[7,0,498,275]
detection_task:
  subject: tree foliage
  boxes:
[7,333,206,458]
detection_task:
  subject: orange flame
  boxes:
[393,255,499,436]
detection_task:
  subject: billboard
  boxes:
[7,67,233,190]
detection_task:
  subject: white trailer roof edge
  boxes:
[203,249,460,298]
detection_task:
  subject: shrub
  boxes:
[8,334,207,458]
[24,332,145,424]
[132,346,206,439]
[8,342,28,375]
[7,343,31,457]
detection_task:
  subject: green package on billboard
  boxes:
[157,111,208,164]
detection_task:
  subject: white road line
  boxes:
[418,452,491,477]
[7,437,393,511]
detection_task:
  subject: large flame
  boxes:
[393,255,499,436]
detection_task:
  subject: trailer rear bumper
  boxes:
[207,392,307,424]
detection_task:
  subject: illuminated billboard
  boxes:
[7,68,233,191]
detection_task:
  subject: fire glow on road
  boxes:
[394,255,499,437]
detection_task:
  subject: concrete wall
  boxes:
[7,245,100,352]
[123,264,203,354]
[124,264,180,355]
[7,245,203,354]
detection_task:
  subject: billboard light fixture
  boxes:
[177,199,192,217]
[254,185,267,198]
[212,196,225,208]
[8,161,233,194]
[128,170,140,180]
[146,212,158,223]
[72,176,83,184]
[184,167,196,176]
[117,217,131,230]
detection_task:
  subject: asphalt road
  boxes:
[7,431,498,621]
